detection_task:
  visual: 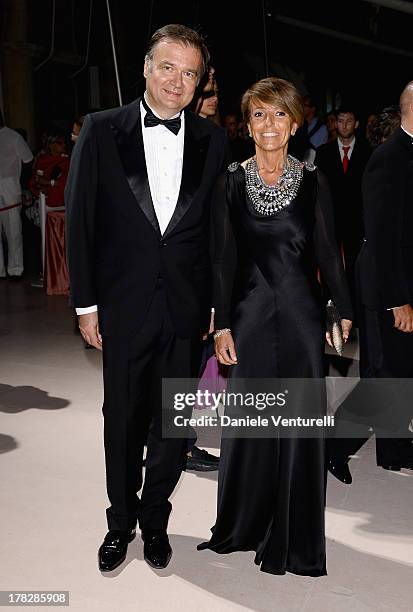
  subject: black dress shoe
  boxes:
[327,459,352,484]
[186,446,219,472]
[98,528,136,572]
[142,532,172,569]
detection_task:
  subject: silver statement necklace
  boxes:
[246,154,303,216]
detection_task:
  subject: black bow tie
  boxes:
[142,98,182,135]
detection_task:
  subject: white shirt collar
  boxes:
[401,124,413,138]
[142,92,181,120]
[337,136,356,151]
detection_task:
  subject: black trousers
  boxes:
[329,307,413,466]
[342,236,362,324]
[102,280,202,532]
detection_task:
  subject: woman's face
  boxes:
[199,90,218,117]
[248,99,296,153]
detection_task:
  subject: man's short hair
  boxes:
[334,107,358,120]
[145,24,210,81]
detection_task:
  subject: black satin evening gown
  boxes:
[198,161,353,576]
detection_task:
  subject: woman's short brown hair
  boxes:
[241,77,304,127]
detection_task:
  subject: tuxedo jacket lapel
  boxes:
[163,111,211,238]
[111,100,161,236]
[397,127,413,159]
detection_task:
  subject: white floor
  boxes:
[0,281,412,611]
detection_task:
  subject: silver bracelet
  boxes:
[213,328,231,340]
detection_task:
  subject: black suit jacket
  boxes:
[316,137,371,248]
[65,99,227,337]
[357,127,413,310]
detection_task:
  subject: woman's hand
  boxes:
[215,330,238,365]
[325,318,352,348]
[341,319,352,342]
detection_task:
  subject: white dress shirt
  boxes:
[76,95,185,315]
[141,96,184,234]
[401,124,413,138]
[337,137,356,162]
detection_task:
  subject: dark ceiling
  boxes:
[8,0,413,132]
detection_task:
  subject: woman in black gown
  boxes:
[198,78,353,576]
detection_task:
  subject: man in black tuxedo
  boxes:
[65,25,227,571]
[316,108,371,310]
[328,83,413,483]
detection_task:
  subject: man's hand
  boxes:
[78,311,103,350]
[392,304,413,333]
[215,331,237,366]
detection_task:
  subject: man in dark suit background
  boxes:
[65,25,227,571]
[328,83,413,483]
[316,107,371,310]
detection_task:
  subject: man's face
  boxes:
[143,39,202,118]
[225,115,238,139]
[336,112,358,140]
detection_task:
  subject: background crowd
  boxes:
[0,75,403,297]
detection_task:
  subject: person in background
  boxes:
[316,107,371,310]
[71,116,85,145]
[29,130,69,208]
[29,129,70,295]
[223,112,254,162]
[366,106,400,148]
[302,94,328,162]
[326,111,337,142]
[0,110,33,280]
[328,84,413,483]
[365,112,377,144]
[191,66,220,124]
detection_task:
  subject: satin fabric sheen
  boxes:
[45,211,69,296]
[199,165,352,576]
